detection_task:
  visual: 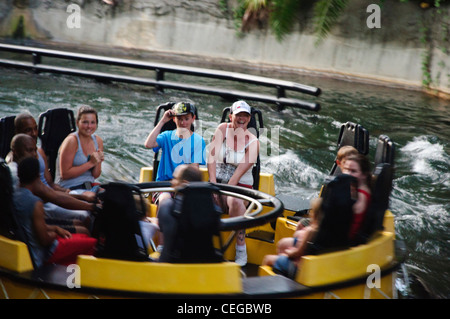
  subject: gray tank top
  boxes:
[56,132,98,189]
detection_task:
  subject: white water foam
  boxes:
[400,136,449,185]
[263,150,326,190]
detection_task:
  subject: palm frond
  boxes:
[269,0,302,42]
[244,0,267,11]
[313,0,349,45]
[241,0,269,32]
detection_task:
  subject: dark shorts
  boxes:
[46,218,76,234]
[273,255,297,279]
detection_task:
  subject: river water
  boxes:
[0,53,448,298]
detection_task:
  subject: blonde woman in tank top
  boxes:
[208,101,260,266]
[57,106,104,192]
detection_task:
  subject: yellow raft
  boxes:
[0,166,402,299]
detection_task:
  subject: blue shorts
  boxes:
[273,255,297,279]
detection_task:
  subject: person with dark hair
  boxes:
[341,153,372,240]
[13,112,93,197]
[56,105,104,192]
[8,134,94,234]
[264,153,372,278]
[13,157,97,268]
[171,163,203,188]
[12,113,94,223]
[157,164,207,262]
[16,155,40,183]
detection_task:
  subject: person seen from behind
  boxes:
[13,157,97,268]
[8,134,94,234]
[157,164,204,262]
[11,113,94,224]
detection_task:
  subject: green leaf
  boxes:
[313,0,349,45]
[269,0,302,41]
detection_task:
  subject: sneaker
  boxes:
[235,245,247,266]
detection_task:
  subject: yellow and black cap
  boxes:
[172,102,196,116]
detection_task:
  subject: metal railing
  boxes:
[0,43,321,111]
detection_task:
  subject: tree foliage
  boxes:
[269,0,302,41]
[313,0,349,44]
[235,0,449,43]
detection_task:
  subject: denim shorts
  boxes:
[273,255,297,279]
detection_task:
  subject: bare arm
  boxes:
[144,110,174,149]
[59,135,96,180]
[32,200,71,247]
[38,148,99,197]
[91,136,104,179]
[37,148,68,193]
[34,181,94,211]
[286,226,316,261]
[38,148,56,188]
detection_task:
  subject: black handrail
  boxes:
[0,43,321,111]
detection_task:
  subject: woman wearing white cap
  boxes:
[208,100,260,266]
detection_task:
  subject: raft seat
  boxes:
[0,115,15,160]
[77,255,242,294]
[0,235,34,273]
[276,194,310,218]
[140,166,277,264]
[374,135,395,167]
[273,209,395,249]
[329,121,370,176]
[38,108,76,181]
[259,231,395,287]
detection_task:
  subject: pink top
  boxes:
[349,189,371,240]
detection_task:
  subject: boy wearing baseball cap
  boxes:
[144,102,206,202]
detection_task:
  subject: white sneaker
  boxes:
[235,245,247,266]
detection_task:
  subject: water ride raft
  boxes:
[0,105,404,299]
